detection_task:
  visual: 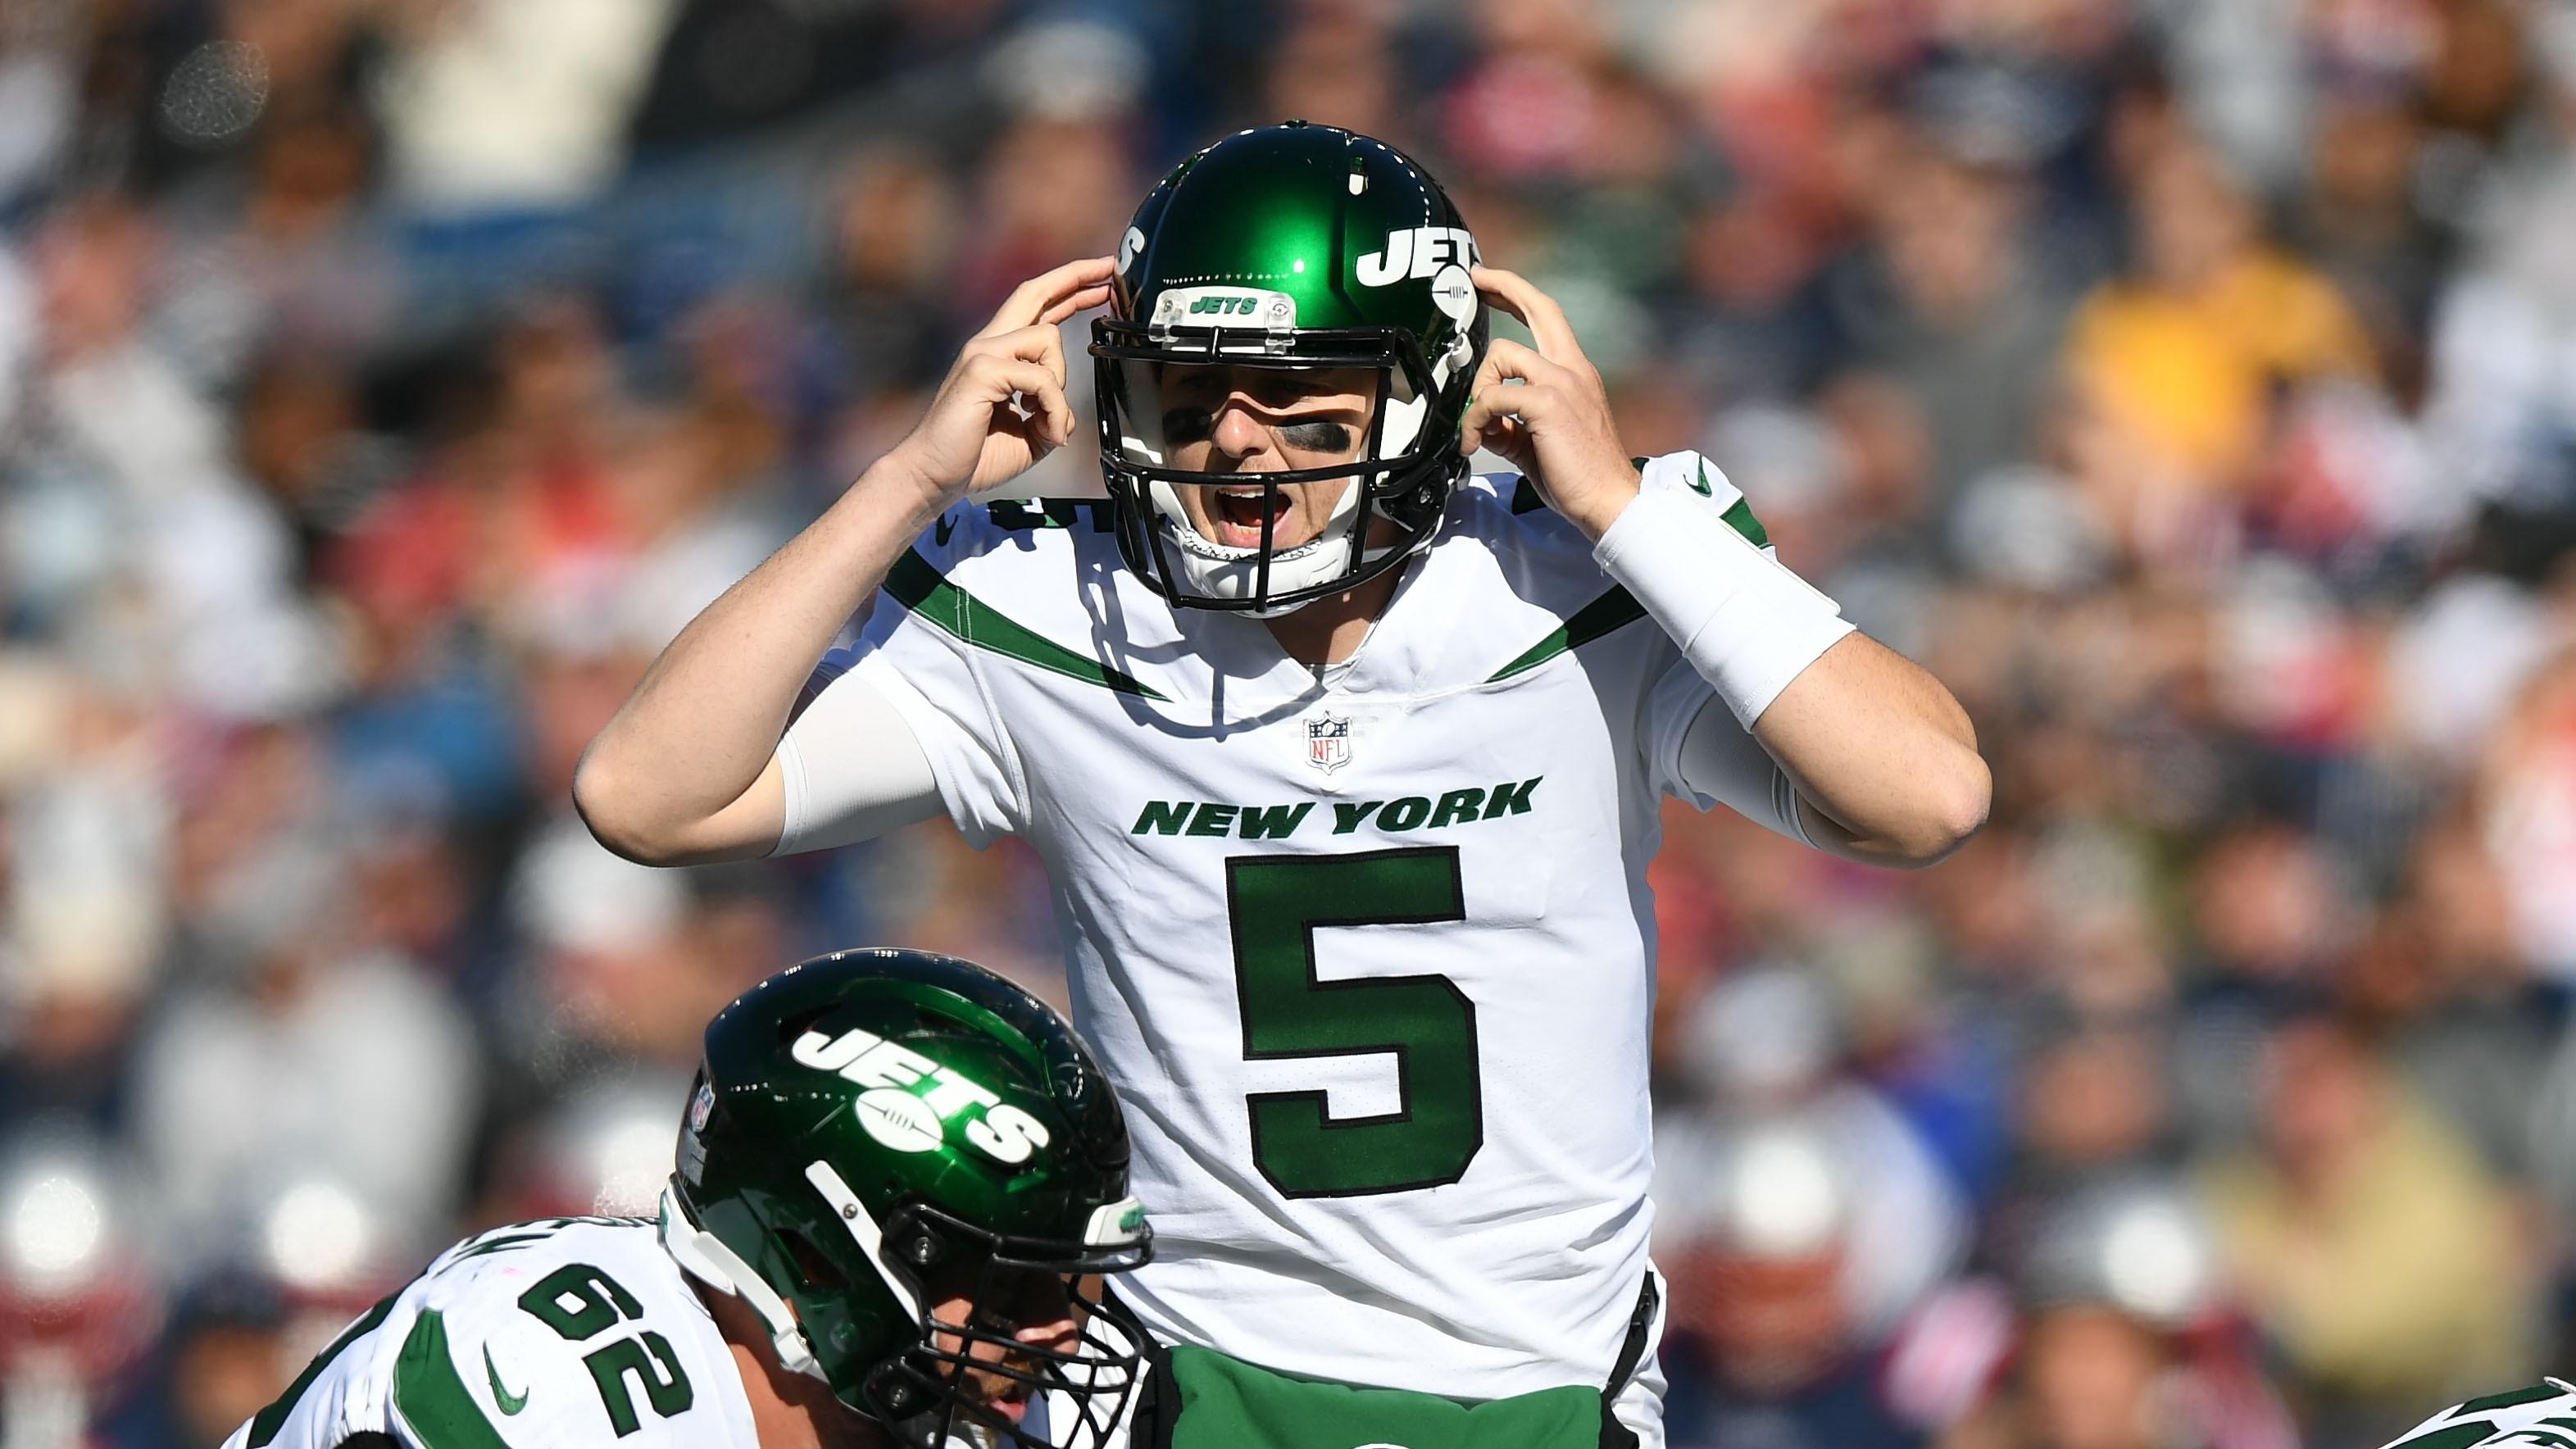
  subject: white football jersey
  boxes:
[781,452,1791,1403]
[223,1217,756,1449]
[2376,1381,2576,1449]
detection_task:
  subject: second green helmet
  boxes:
[660,948,1151,1449]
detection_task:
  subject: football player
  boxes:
[220,949,1152,1449]
[576,123,1989,1447]
[2372,1382,2576,1449]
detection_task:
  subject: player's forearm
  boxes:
[1756,635,1990,867]
[1592,486,1986,866]
[574,461,952,864]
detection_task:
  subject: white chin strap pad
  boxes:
[659,1186,826,1380]
[1145,470,1368,614]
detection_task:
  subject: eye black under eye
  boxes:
[1162,408,1213,443]
[1280,420,1353,452]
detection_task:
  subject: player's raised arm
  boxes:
[1465,264,1991,868]
[573,258,1114,865]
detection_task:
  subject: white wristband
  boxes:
[1593,488,1855,726]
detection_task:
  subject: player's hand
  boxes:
[1460,266,1640,542]
[877,256,1116,508]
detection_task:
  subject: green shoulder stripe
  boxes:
[393,1310,515,1449]
[1510,465,1770,547]
[885,549,1170,702]
[1483,464,1771,683]
[1486,587,1649,683]
[2387,1424,2496,1449]
[1684,457,1769,546]
[2455,1387,2565,1415]
[248,1291,400,1446]
[1721,496,1769,548]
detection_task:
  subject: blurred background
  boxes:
[0,0,2573,1446]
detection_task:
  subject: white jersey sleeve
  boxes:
[1669,697,1812,845]
[773,647,943,854]
[220,1218,754,1449]
[824,506,1035,848]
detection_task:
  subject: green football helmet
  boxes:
[1091,120,1490,616]
[659,948,1152,1448]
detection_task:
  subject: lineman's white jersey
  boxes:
[223,1217,756,1449]
[2376,1381,2576,1449]
[779,451,1793,1403]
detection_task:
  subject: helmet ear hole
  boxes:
[783,1229,851,1294]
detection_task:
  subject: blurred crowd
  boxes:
[0,0,2572,1446]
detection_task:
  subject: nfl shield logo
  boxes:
[688,1082,716,1133]
[1306,713,1353,774]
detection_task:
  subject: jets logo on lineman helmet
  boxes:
[1092,121,1491,615]
[658,948,1152,1449]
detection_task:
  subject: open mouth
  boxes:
[952,1379,1029,1440]
[1209,485,1293,549]
[963,1356,1037,1424]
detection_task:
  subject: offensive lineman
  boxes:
[577,124,1990,1447]
[2369,1381,2576,1449]
[222,950,1153,1449]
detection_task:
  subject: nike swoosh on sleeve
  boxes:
[483,1346,530,1415]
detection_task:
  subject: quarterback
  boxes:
[578,124,1989,1447]
[222,950,1153,1449]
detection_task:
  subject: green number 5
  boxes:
[1227,847,1480,1197]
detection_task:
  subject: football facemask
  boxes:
[861,1201,1150,1449]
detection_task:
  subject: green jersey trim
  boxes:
[1679,459,1769,545]
[1720,497,1768,548]
[1483,478,1771,683]
[248,1291,401,1447]
[2388,1426,2502,1449]
[393,1310,516,1449]
[886,549,1171,702]
[2456,1388,2568,1415]
[1484,588,1649,683]
[1162,1342,1605,1449]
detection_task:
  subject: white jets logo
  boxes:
[1306,712,1353,774]
[792,1028,1054,1165]
[1356,226,1478,288]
